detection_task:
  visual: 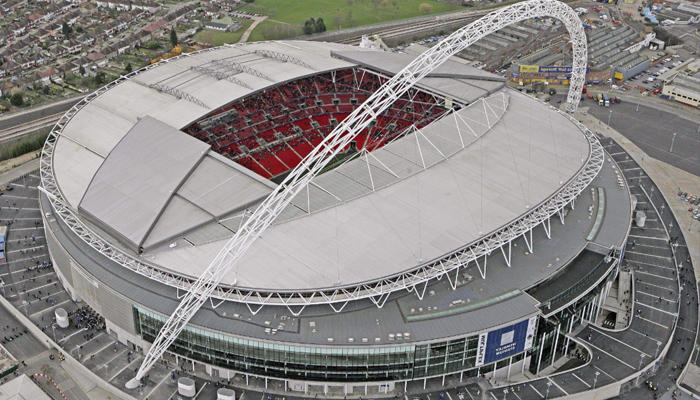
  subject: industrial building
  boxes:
[511,25,655,85]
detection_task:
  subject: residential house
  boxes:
[38,67,58,86]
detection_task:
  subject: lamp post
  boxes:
[608,109,612,126]
[503,388,508,400]
[655,341,661,359]
[75,345,81,360]
[51,324,57,343]
[593,371,600,389]
[546,382,553,399]
[670,132,677,153]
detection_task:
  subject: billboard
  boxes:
[475,317,537,366]
[519,65,540,73]
[519,65,590,74]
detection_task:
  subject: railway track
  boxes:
[336,11,485,45]
[336,0,579,46]
[0,113,61,143]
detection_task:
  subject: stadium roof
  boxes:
[52,41,589,294]
[149,90,589,291]
[41,148,629,344]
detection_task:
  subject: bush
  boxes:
[257,24,303,40]
[145,40,161,49]
[0,131,49,163]
[10,93,23,107]
[419,3,433,14]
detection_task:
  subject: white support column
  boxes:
[506,357,513,380]
[551,324,561,367]
[543,217,551,239]
[523,228,534,253]
[536,334,546,375]
[564,315,573,354]
[500,240,512,267]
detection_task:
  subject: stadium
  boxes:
[39,10,633,395]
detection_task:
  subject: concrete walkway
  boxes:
[572,108,700,280]
[0,157,40,186]
[238,15,268,43]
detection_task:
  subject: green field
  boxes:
[241,0,462,39]
[193,18,253,46]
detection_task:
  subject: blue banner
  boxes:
[476,317,537,366]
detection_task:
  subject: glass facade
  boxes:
[134,307,532,382]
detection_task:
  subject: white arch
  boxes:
[126,0,588,387]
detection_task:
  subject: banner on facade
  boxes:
[519,66,590,74]
[475,317,537,366]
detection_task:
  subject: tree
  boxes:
[75,26,83,33]
[419,3,433,14]
[78,65,85,76]
[94,72,106,85]
[62,22,72,37]
[10,93,23,107]
[124,63,133,74]
[42,86,50,95]
[170,28,178,47]
[316,17,326,32]
[303,18,317,35]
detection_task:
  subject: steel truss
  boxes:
[39,2,592,314]
[131,79,209,109]
[120,0,591,385]
[38,1,593,386]
[212,59,273,81]
[253,50,315,70]
[190,65,253,89]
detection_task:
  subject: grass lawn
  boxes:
[193,19,253,46]
[240,0,462,31]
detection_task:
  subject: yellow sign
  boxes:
[614,71,624,80]
[519,65,539,73]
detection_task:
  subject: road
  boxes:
[551,93,700,178]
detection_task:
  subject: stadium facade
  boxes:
[40,40,632,394]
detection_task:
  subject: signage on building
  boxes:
[519,65,540,73]
[475,317,537,366]
[519,66,590,74]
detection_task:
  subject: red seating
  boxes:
[182,67,447,178]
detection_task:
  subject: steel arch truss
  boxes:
[39,0,592,386]
[124,0,590,384]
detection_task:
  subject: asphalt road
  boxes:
[552,94,700,178]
